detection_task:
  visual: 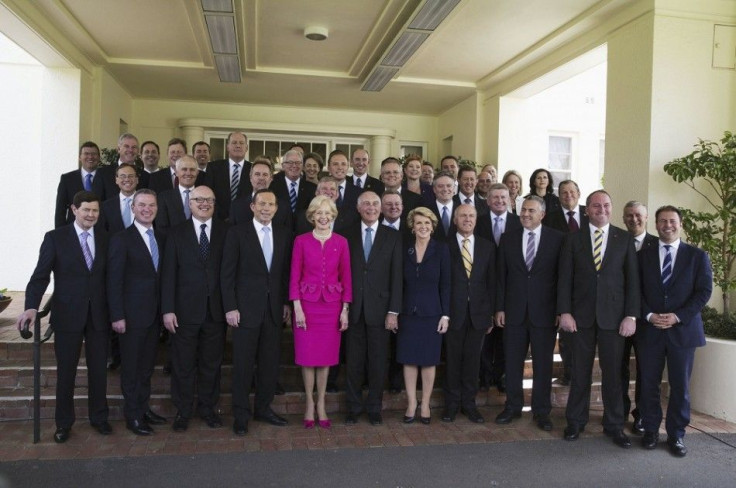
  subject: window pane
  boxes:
[548,136,572,170]
[249,140,264,159]
[209,137,226,161]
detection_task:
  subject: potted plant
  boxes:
[663,130,736,422]
[0,288,12,314]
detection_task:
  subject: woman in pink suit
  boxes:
[290,195,352,429]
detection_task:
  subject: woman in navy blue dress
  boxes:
[397,207,450,424]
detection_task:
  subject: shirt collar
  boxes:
[73,222,94,237]
[589,223,610,234]
[660,238,681,250]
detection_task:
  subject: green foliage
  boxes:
[663,131,736,316]
[702,306,736,340]
[99,148,145,172]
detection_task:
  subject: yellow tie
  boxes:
[462,238,472,278]
[593,229,603,271]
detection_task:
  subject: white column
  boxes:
[181,125,204,152]
[369,135,392,176]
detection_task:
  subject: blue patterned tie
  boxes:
[363,227,373,261]
[525,231,535,270]
[262,226,272,270]
[80,231,93,270]
[122,197,132,227]
[183,189,192,219]
[146,228,159,271]
[356,178,362,189]
[661,244,672,286]
[84,173,93,192]
[441,206,450,234]
[199,223,210,260]
[289,181,297,213]
[231,163,240,201]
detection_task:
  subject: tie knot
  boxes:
[595,229,602,236]
[201,223,207,232]
[567,211,575,217]
[495,216,501,223]
[146,228,154,236]
[263,226,271,234]
[463,238,469,245]
[443,206,448,212]
[184,189,190,195]
[234,163,240,169]
[290,181,296,188]
[366,227,373,234]
[81,231,89,239]
[529,231,534,237]
[664,244,671,251]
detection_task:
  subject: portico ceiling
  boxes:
[10,0,637,114]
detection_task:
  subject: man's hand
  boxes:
[226,310,240,328]
[112,319,126,334]
[163,313,178,334]
[559,313,577,333]
[385,313,398,333]
[650,313,677,329]
[619,317,636,337]
[494,311,505,328]
[16,309,37,333]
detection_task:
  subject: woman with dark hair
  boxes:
[303,152,324,186]
[526,168,561,215]
[402,154,433,202]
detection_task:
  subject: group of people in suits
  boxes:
[20,135,712,459]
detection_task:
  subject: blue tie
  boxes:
[199,223,210,260]
[289,181,297,213]
[262,226,272,271]
[183,189,192,219]
[146,228,159,271]
[122,197,132,228]
[661,244,672,286]
[84,173,93,191]
[363,227,373,262]
[441,206,450,234]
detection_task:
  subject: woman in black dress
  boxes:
[526,168,561,216]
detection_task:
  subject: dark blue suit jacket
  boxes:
[638,241,712,348]
[401,238,450,317]
[449,234,495,330]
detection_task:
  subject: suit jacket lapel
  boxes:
[367,226,386,263]
[246,225,269,272]
[132,227,157,273]
[669,242,689,286]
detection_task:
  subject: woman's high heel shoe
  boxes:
[318,418,331,429]
[303,419,315,429]
[419,404,431,424]
[403,403,419,424]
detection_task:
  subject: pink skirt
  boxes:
[293,299,341,367]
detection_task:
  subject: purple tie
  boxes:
[80,231,93,270]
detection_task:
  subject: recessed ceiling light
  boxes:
[304,26,328,41]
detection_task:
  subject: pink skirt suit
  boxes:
[289,232,352,367]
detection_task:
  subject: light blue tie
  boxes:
[262,226,272,271]
[363,227,373,262]
[146,228,159,271]
[122,197,132,227]
[493,216,502,245]
[84,173,93,191]
[183,189,192,219]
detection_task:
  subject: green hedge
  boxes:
[702,306,736,340]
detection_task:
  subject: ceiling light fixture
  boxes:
[201,0,241,83]
[304,26,328,41]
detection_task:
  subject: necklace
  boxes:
[313,230,332,241]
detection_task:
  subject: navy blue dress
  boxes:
[397,238,451,366]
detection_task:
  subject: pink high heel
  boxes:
[318,418,331,429]
[303,419,315,429]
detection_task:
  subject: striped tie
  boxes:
[289,181,297,213]
[461,238,472,278]
[525,231,535,270]
[231,163,240,201]
[80,231,93,270]
[146,228,159,271]
[593,229,603,271]
[661,244,672,285]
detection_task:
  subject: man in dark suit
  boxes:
[296,176,357,235]
[269,149,316,217]
[205,131,252,221]
[155,155,199,229]
[477,182,521,392]
[97,133,149,195]
[100,163,138,236]
[17,191,110,443]
[455,165,490,217]
[348,149,384,195]
[494,196,564,430]
[328,149,359,212]
[442,203,494,424]
[107,189,167,435]
[161,185,229,432]
[429,172,457,241]
[233,158,293,228]
[141,140,161,174]
[344,191,402,425]
[148,138,186,195]
[542,180,589,386]
[638,206,712,457]
[55,141,111,228]
[622,200,659,435]
[380,158,422,216]
[558,190,640,448]
[222,190,293,435]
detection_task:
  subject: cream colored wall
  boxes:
[131,99,437,164]
[436,93,479,163]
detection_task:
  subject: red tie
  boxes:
[567,211,579,231]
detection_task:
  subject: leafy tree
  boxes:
[663,131,736,316]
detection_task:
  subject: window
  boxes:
[548,135,572,188]
[400,143,426,159]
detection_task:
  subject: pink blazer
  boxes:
[289,233,352,304]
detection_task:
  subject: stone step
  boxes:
[0,381,650,422]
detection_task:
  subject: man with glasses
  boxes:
[270,149,316,217]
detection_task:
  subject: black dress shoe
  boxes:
[631,417,644,435]
[91,421,112,435]
[533,414,553,431]
[403,414,415,424]
[233,420,248,436]
[172,414,188,432]
[462,407,485,424]
[494,408,521,425]
[202,413,223,428]
[642,431,659,450]
[368,413,383,425]
[54,427,70,443]
[564,425,583,441]
[345,413,358,425]
[254,411,288,426]
[667,436,687,457]
[127,419,153,436]
[441,407,457,423]
[274,382,286,395]
[604,429,632,448]
[144,409,167,425]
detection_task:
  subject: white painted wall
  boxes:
[436,93,479,163]
[691,338,736,423]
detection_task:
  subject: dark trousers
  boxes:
[54,316,109,428]
[565,324,625,431]
[170,314,225,419]
[118,322,159,422]
[231,314,280,422]
[622,333,642,420]
[638,339,695,439]
[443,312,485,410]
[388,332,403,390]
[503,318,556,415]
[345,312,390,415]
[479,326,505,385]
[558,330,574,381]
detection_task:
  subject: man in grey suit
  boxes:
[558,190,640,448]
